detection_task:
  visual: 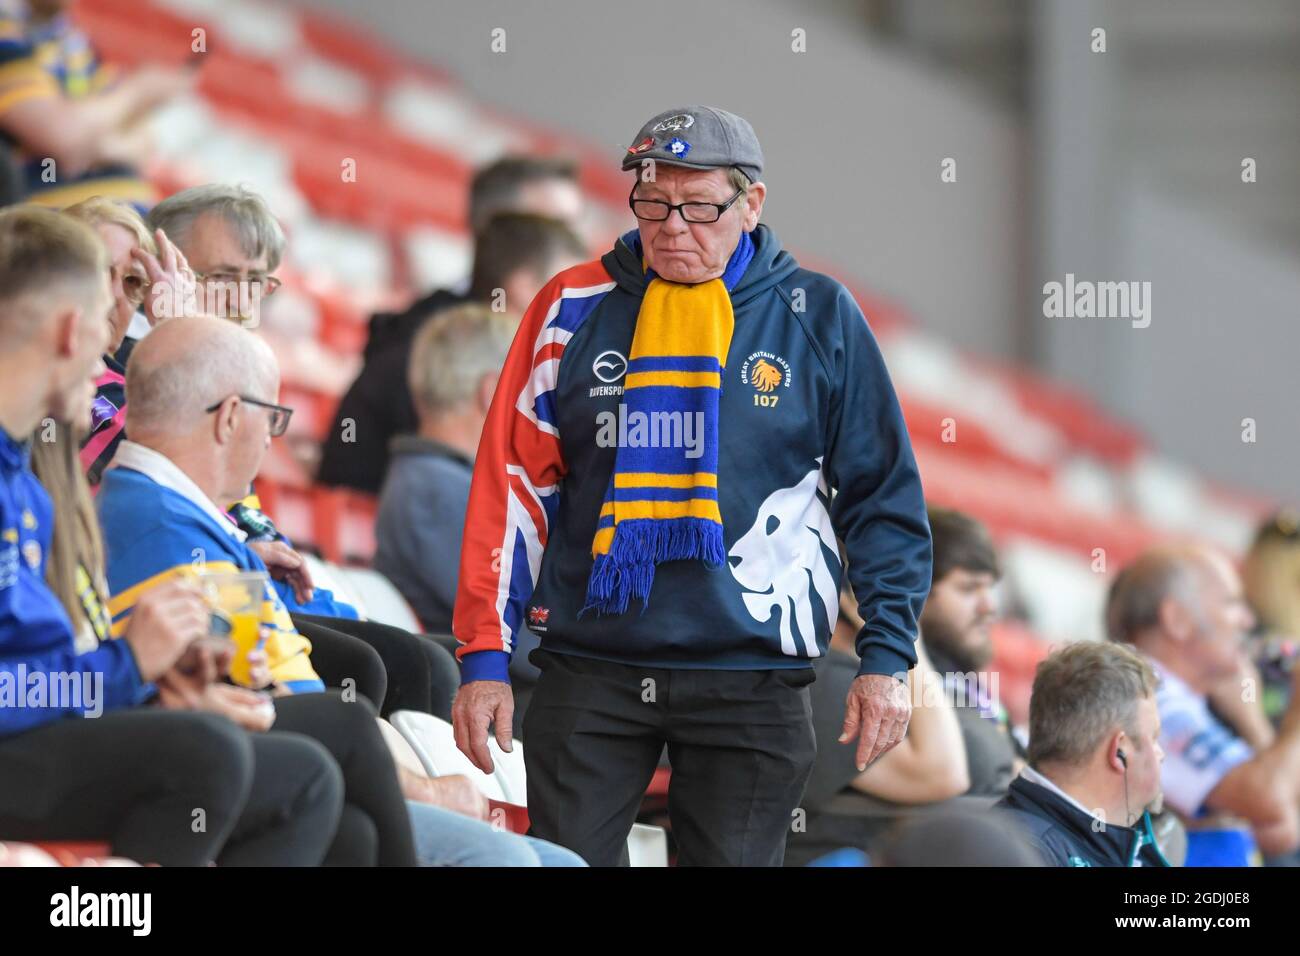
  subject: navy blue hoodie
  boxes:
[453,223,931,683]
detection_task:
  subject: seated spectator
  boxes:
[785,508,1022,866]
[142,184,348,615]
[145,182,285,329]
[62,196,196,483]
[375,303,511,634]
[0,205,343,865]
[0,0,190,209]
[996,641,1172,867]
[914,507,1024,790]
[148,182,460,719]
[96,314,419,865]
[1108,545,1300,858]
[318,158,587,495]
[784,577,970,866]
[93,315,580,866]
[34,412,581,871]
[1243,510,1300,720]
[374,302,542,732]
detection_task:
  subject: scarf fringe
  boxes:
[582,518,726,616]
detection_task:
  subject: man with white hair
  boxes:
[146,182,286,329]
[453,106,932,865]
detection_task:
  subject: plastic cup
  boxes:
[198,570,269,687]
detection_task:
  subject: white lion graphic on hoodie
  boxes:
[728,461,839,657]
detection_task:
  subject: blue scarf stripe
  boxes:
[612,486,720,503]
[627,356,722,374]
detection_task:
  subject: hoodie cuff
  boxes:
[855,643,913,682]
[460,650,511,685]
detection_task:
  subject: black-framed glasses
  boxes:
[628,187,744,223]
[205,395,294,437]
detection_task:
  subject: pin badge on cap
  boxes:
[667,138,691,158]
[652,113,694,133]
[626,135,655,155]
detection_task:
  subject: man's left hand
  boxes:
[840,673,912,771]
[249,539,315,604]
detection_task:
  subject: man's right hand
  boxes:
[123,579,211,681]
[452,680,514,774]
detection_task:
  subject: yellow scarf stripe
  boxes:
[611,499,722,522]
[622,370,721,390]
[592,499,724,554]
[614,472,718,489]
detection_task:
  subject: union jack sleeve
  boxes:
[452,261,615,683]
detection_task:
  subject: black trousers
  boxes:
[0,709,343,866]
[291,615,388,707]
[294,613,459,719]
[522,648,817,867]
[272,691,417,866]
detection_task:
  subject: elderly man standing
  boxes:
[453,106,932,865]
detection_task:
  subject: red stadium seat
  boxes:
[32,842,116,865]
[487,800,531,836]
[311,487,378,564]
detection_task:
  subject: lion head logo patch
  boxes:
[740,351,791,392]
[751,359,782,392]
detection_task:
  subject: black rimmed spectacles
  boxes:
[629,187,745,223]
[205,396,294,437]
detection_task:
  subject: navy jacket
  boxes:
[998,773,1173,867]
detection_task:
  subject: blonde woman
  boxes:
[62,196,199,484]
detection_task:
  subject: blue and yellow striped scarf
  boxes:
[584,230,755,615]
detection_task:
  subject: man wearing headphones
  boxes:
[997,641,1171,867]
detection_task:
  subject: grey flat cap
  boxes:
[620,106,763,182]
